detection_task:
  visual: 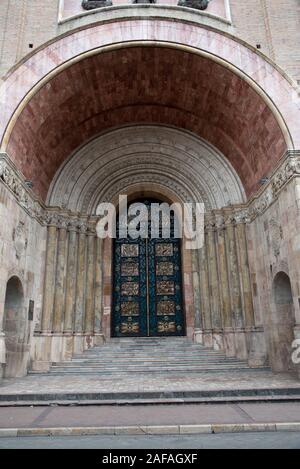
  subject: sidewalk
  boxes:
[0,402,300,436]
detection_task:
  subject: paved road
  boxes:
[0,432,300,449]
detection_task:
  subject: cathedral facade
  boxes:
[0,0,300,380]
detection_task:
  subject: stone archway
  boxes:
[270,272,296,372]
[3,276,28,378]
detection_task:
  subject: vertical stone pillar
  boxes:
[94,237,104,344]
[198,243,212,347]
[64,220,78,334]
[52,219,68,333]
[235,215,255,328]
[225,213,247,359]
[205,215,223,350]
[41,219,58,332]
[85,229,96,334]
[216,214,233,356]
[192,249,203,344]
[74,223,87,344]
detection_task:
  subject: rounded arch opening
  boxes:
[3,276,28,378]
[273,272,293,305]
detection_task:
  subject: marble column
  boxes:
[235,219,255,328]
[52,220,68,333]
[215,215,231,328]
[64,221,78,333]
[205,217,223,350]
[85,230,96,334]
[41,221,58,332]
[198,244,212,347]
[94,237,103,343]
[192,249,203,343]
[75,223,87,334]
[225,213,247,359]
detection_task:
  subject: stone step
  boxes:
[52,359,248,366]
[34,337,268,377]
[47,363,252,372]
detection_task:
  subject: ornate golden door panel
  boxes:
[112,200,185,337]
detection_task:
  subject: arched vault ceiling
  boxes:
[7,46,287,201]
[48,126,246,214]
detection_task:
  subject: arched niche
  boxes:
[3,276,28,378]
[269,272,296,373]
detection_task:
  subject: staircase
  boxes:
[31,337,268,376]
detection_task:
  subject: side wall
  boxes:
[0,172,46,381]
[248,175,300,373]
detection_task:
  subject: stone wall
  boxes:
[1,150,300,376]
[248,176,300,373]
[0,161,46,381]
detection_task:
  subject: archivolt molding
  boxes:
[48,126,245,213]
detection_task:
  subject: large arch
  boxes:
[0,18,299,202]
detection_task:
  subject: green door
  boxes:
[112,200,185,337]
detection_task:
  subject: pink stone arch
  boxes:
[0,18,299,154]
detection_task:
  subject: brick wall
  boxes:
[231,0,300,82]
[0,1,299,82]
[0,0,59,77]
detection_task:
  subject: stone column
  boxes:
[205,216,223,350]
[216,214,233,356]
[225,213,247,359]
[192,249,203,344]
[198,243,212,347]
[41,219,58,332]
[235,215,255,328]
[75,223,87,340]
[52,219,68,333]
[64,221,78,334]
[85,229,96,334]
[94,237,104,344]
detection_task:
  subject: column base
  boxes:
[193,329,203,344]
[223,328,235,357]
[212,330,224,351]
[203,329,213,348]
[247,327,268,368]
[32,333,106,369]
[234,329,248,360]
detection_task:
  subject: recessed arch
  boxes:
[273,271,293,305]
[48,125,246,213]
[3,276,28,378]
[268,271,296,373]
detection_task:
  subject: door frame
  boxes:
[100,187,195,341]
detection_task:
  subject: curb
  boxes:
[1,387,300,405]
[0,423,300,437]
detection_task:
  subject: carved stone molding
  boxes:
[48,126,245,213]
[1,151,300,229]
[12,221,28,260]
